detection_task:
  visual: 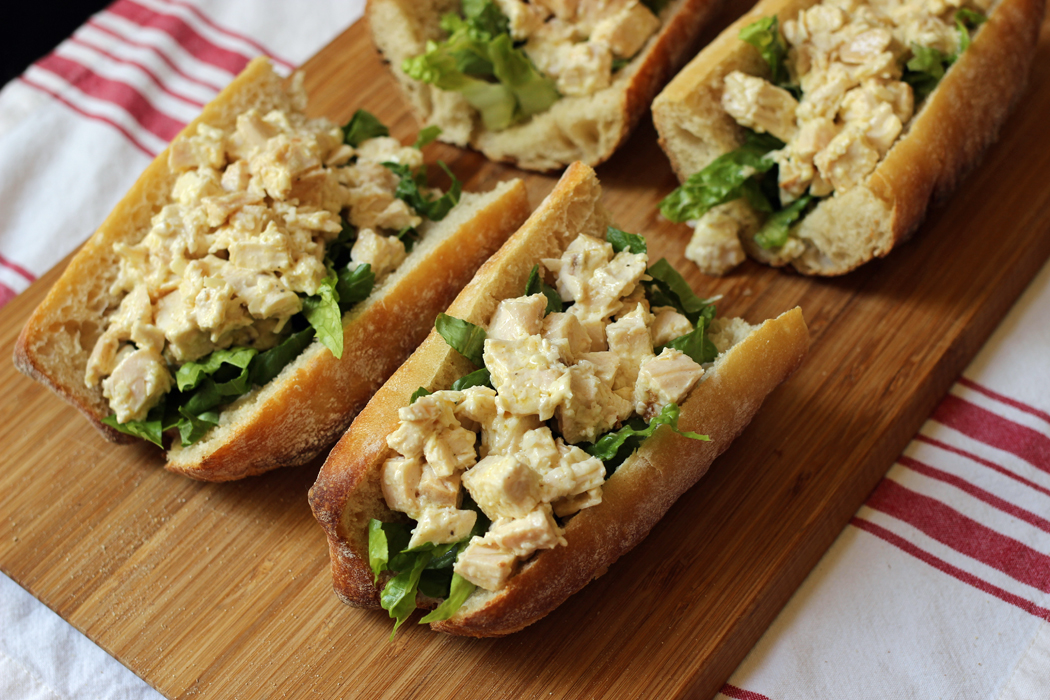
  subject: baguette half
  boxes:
[309,161,809,636]
[13,57,530,481]
[652,0,1044,275]
[367,0,727,171]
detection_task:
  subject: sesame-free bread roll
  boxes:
[368,0,728,171]
[309,162,808,636]
[652,0,1044,275]
[13,57,530,481]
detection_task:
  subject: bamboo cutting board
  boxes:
[3,3,1050,698]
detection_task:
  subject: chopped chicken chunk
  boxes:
[721,71,799,143]
[408,506,477,549]
[634,348,704,418]
[487,505,566,557]
[590,3,660,57]
[463,454,543,520]
[650,306,694,347]
[485,335,569,420]
[381,456,424,518]
[454,537,518,591]
[101,347,174,423]
[542,311,592,364]
[350,228,407,283]
[540,443,606,501]
[488,293,548,342]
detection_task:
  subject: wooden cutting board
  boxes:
[3,4,1050,698]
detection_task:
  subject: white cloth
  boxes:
[720,259,1050,700]
[3,0,1049,698]
[0,1,363,698]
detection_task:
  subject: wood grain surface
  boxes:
[3,5,1050,698]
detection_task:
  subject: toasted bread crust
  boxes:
[367,0,727,171]
[13,57,530,481]
[309,162,809,635]
[652,0,1045,275]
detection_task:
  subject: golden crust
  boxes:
[366,0,727,171]
[309,162,810,636]
[12,57,531,482]
[652,0,1045,275]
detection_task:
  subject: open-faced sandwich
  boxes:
[309,161,809,637]
[13,57,529,481]
[367,0,730,171]
[652,0,1044,275]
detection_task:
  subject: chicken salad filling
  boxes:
[369,227,752,634]
[660,0,992,275]
[403,0,666,131]
[88,100,460,447]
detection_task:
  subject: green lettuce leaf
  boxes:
[176,407,220,446]
[402,3,558,131]
[645,258,717,324]
[435,313,487,367]
[655,317,718,365]
[102,402,166,447]
[343,109,390,147]
[739,16,790,87]
[903,44,952,101]
[660,130,784,223]
[451,367,492,391]
[419,574,477,624]
[381,551,433,639]
[337,263,375,310]
[302,262,344,359]
[413,125,443,149]
[524,264,562,315]
[175,346,258,392]
[410,386,432,404]
[606,225,647,255]
[582,403,709,467]
[754,194,812,249]
[384,161,463,222]
[248,327,315,387]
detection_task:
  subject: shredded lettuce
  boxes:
[645,258,717,325]
[435,313,487,367]
[655,316,718,365]
[754,194,813,250]
[175,346,257,393]
[342,109,389,147]
[903,44,952,100]
[582,403,709,470]
[606,225,647,255]
[525,264,562,315]
[384,161,463,222]
[660,130,784,223]
[301,263,344,359]
[739,16,790,86]
[402,2,559,131]
[102,404,166,447]
[413,125,443,149]
[451,367,492,391]
[372,495,491,636]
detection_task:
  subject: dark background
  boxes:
[2,1,115,85]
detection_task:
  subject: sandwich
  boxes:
[367,0,729,171]
[652,0,1044,275]
[309,161,809,637]
[13,57,530,481]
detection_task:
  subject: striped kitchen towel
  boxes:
[720,259,1050,700]
[0,3,363,699]
[0,0,364,308]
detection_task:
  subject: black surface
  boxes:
[2,1,115,85]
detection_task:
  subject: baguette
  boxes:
[652,0,1044,275]
[367,0,727,172]
[13,57,530,481]
[309,161,809,636]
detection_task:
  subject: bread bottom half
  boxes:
[367,0,726,171]
[653,0,1045,275]
[13,56,531,481]
[309,162,809,636]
